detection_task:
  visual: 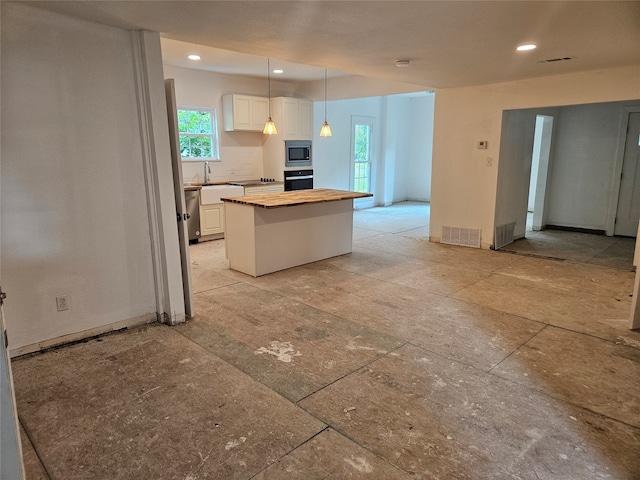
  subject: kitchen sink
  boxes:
[200,184,244,204]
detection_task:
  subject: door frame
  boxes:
[606,106,640,236]
[530,115,555,231]
[350,115,376,209]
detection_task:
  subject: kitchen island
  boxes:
[222,188,373,277]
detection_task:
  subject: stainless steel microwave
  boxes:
[285,140,312,167]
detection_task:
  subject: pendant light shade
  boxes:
[319,121,332,137]
[263,118,277,135]
[319,68,332,137]
[263,58,277,135]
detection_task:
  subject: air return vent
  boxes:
[494,221,516,249]
[538,57,573,64]
[442,226,481,248]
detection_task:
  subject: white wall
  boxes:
[407,94,434,202]
[431,65,640,248]
[313,93,434,205]
[1,4,157,349]
[313,97,384,191]
[163,65,267,183]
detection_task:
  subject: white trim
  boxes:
[606,105,640,236]
[9,313,157,358]
[130,30,186,325]
[131,31,166,318]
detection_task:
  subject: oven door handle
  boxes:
[286,175,314,180]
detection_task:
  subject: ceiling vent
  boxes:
[538,57,573,64]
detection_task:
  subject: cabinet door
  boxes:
[281,98,299,140]
[263,184,284,193]
[252,97,269,130]
[298,99,314,140]
[200,203,224,236]
[233,95,253,130]
[244,186,265,195]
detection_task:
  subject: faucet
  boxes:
[204,161,211,184]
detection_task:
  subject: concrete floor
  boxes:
[13,202,640,479]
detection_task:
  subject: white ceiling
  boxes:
[159,38,346,81]
[22,1,640,88]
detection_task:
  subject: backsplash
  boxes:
[181,146,263,183]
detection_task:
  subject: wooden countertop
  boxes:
[222,188,373,208]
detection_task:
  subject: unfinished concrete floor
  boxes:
[13,202,640,479]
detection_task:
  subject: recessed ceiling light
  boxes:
[395,59,411,68]
[516,44,537,52]
[273,69,284,74]
[187,54,201,61]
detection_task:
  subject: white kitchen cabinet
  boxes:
[244,184,284,195]
[298,99,313,140]
[222,94,268,132]
[263,184,285,194]
[272,97,313,141]
[199,203,224,238]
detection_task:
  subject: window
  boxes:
[177,107,220,160]
[353,123,372,193]
[351,115,376,209]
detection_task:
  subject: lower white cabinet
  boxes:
[244,184,284,195]
[199,203,224,238]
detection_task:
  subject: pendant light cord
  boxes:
[324,68,328,121]
[267,58,272,117]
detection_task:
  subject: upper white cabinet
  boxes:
[272,97,313,141]
[222,94,268,132]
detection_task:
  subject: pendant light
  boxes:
[263,58,277,135]
[319,68,332,137]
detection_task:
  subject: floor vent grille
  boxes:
[441,226,481,248]
[494,221,516,249]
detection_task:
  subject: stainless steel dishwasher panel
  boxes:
[184,190,201,242]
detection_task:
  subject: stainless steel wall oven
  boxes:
[284,169,313,191]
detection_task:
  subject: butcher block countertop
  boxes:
[222,188,373,209]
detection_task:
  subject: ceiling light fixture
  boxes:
[263,58,277,135]
[187,54,201,61]
[395,59,411,68]
[319,68,332,137]
[273,69,284,74]
[516,44,537,51]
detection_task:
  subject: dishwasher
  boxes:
[184,189,201,243]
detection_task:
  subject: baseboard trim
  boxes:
[545,225,606,235]
[9,313,157,358]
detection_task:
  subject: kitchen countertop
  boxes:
[184,180,283,191]
[221,188,373,209]
[226,180,284,187]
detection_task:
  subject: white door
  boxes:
[165,79,194,317]
[351,116,376,209]
[614,112,640,236]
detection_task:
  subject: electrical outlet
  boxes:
[56,296,69,312]
[486,157,493,166]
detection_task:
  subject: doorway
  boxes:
[351,115,376,209]
[494,101,640,269]
[528,115,554,231]
[613,111,640,237]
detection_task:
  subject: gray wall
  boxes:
[546,102,634,230]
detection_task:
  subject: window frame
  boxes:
[177,106,221,161]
